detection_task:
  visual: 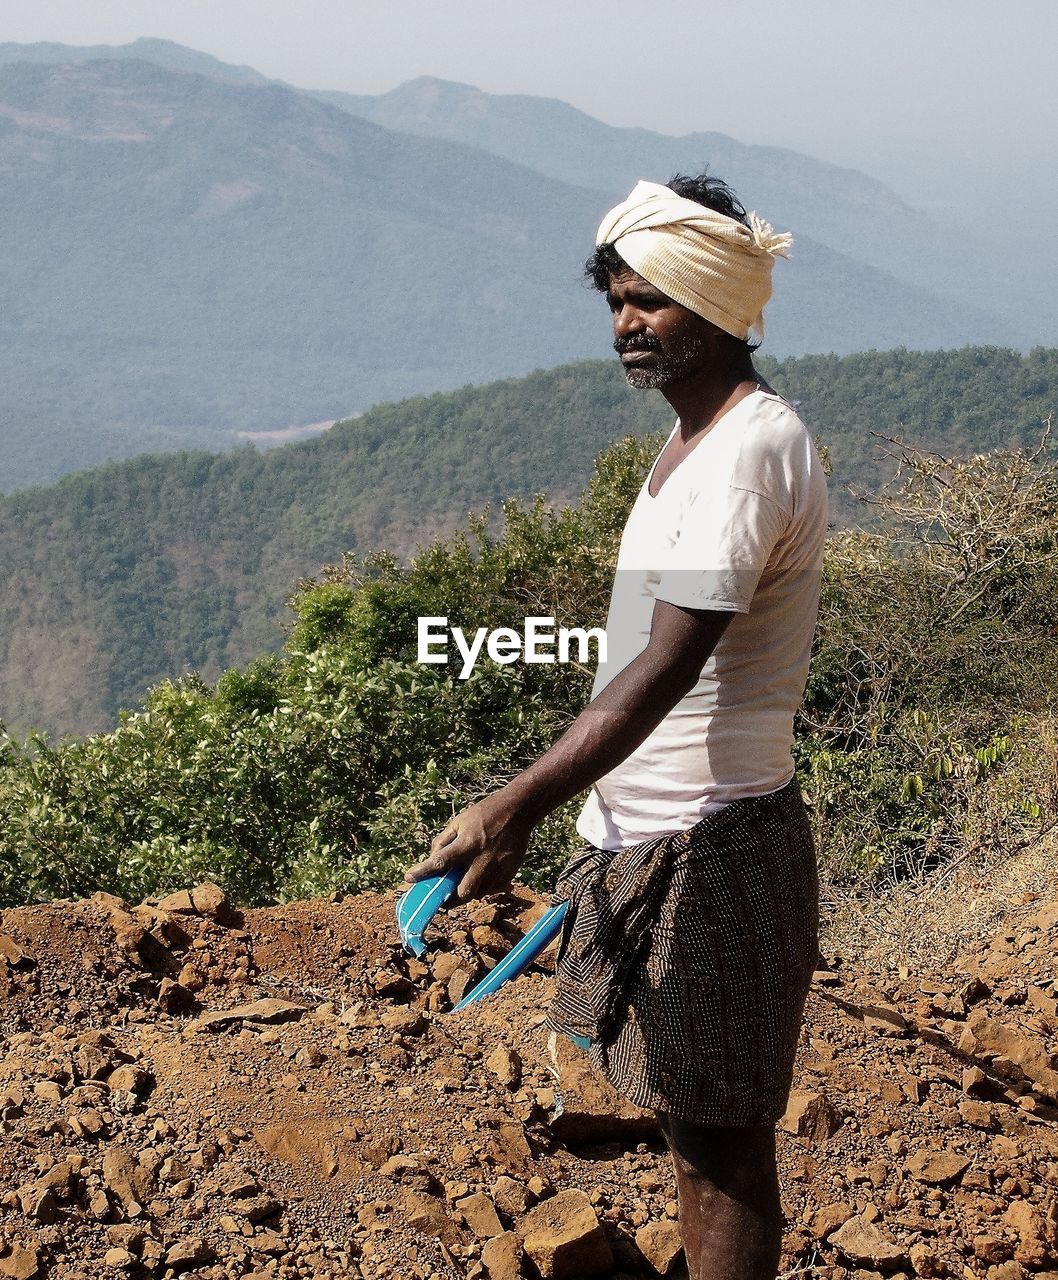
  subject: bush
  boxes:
[1,427,1054,906]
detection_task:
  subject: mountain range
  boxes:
[0,38,1043,491]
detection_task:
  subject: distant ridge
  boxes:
[0,36,269,83]
[315,76,1031,331]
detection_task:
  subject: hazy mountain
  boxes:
[0,58,607,465]
[0,36,269,84]
[0,50,1029,491]
[320,77,1040,336]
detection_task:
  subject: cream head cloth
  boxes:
[596,179,793,340]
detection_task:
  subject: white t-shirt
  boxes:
[576,388,828,851]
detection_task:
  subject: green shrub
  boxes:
[1,429,1054,906]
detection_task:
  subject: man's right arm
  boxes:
[401,600,734,899]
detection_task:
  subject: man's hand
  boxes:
[401,790,533,902]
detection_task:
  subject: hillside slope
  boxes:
[0,851,1055,1279]
[2,348,1056,740]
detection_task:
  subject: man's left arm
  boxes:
[401,600,734,900]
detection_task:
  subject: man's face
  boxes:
[606,268,720,390]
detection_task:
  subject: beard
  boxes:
[615,332,708,390]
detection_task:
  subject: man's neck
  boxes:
[663,359,760,439]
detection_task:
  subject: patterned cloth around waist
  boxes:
[544,776,819,1124]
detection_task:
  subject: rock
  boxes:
[492,1122,534,1178]
[457,1191,506,1239]
[0,935,32,967]
[103,1249,134,1270]
[378,1156,441,1195]
[107,1064,151,1094]
[380,1007,427,1037]
[0,1245,41,1279]
[963,1066,992,1095]
[1003,1199,1058,1269]
[16,1182,58,1224]
[811,1202,856,1239]
[431,953,463,983]
[164,1237,213,1267]
[156,976,194,1011]
[38,1158,78,1199]
[909,1243,944,1277]
[780,1090,843,1140]
[403,1190,461,1246]
[472,925,509,952]
[217,1164,259,1197]
[252,1231,285,1255]
[856,1000,910,1035]
[481,1232,525,1280]
[544,1033,657,1144]
[102,1148,155,1212]
[492,1176,532,1219]
[905,1150,971,1184]
[634,1219,684,1275]
[830,1216,910,1268]
[960,976,991,1005]
[233,1194,283,1222]
[518,1188,614,1278]
[190,998,305,1031]
[191,880,235,922]
[959,1099,995,1129]
[155,890,196,914]
[486,1046,522,1089]
[177,962,207,992]
[963,1010,1058,1100]
[988,1265,1028,1280]
[974,1236,1014,1264]
[447,969,474,1006]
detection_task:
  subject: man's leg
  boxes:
[656,1112,783,1280]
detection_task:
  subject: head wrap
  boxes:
[596,179,793,340]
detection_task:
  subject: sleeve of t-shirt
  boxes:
[653,483,790,614]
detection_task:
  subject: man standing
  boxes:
[403,173,828,1280]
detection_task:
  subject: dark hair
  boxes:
[585,171,757,349]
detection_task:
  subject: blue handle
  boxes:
[396,870,462,957]
[452,901,568,1011]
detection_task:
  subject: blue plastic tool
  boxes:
[396,870,462,957]
[452,901,568,1011]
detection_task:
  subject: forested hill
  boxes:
[2,346,1055,740]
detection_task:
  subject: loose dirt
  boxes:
[1,871,1055,1280]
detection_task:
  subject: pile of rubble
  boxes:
[0,876,1055,1280]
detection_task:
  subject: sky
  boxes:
[3,0,1056,223]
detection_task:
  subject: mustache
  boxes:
[613,334,662,355]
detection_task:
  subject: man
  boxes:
[403,173,828,1280]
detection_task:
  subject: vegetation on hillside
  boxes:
[1,424,1054,910]
[2,348,1056,740]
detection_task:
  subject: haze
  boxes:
[7,0,1056,229]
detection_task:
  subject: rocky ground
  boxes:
[0,867,1056,1280]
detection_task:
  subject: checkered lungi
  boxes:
[544,776,818,1126]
